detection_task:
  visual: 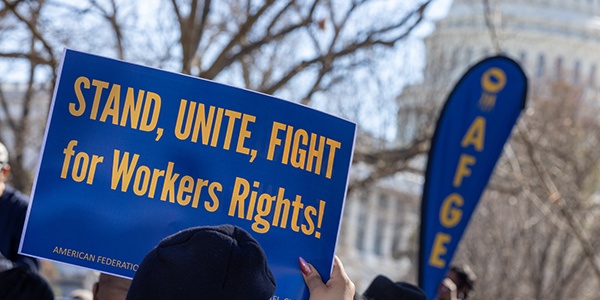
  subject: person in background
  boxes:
[350,274,425,300]
[0,265,54,300]
[0,141,38,272]
[126,224,277,300]
[68,288,93,300]
[125,224,356,300]
[437,264,476,300]
[92,273,131,300]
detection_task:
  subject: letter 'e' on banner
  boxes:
[418,55,527,299]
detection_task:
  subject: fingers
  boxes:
[299,256,355,300]
[299,257,325,292]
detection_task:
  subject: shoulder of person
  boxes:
[1,185,28,205]
[0,186,29,218]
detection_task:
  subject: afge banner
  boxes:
[418,56,527,299]
[21,49,356,300]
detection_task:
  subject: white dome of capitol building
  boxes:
[427,0,600,89]
[338,0,600,296]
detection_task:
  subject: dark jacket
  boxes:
[0,186,38,271]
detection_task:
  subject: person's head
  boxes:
[69,288,93,300]
[92,273,131,300]
[126,224,276,300]
[0,142,10,183]
[437,265,476,300]
[0,265,54,300]
[361,275,425,300]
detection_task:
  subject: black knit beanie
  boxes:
[126,225,276,300]
[0,266,54,300]
[363,275,425,300]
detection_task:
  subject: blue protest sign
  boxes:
[21,49,356,300]
[418,56,527,299]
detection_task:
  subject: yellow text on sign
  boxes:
[71,76,163,140]
[266,122,341,179]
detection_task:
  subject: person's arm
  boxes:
[299,255,355,300]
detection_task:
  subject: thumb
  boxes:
[330,256,348,281]
[299,257,325,292]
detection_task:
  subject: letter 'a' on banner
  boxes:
[418,55,527,299]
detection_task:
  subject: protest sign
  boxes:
[20,49,356,300]
[418,56,527,299]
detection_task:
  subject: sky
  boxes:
[332,0,453,141]
[0,0,454,145]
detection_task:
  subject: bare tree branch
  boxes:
[517,121,600,285]
[200,0,278,79]
[2,0,57,70]
[264,1,431,100]
[89,0,125,59]
[482,0,502,53]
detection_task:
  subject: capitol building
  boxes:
[337,0,600,293]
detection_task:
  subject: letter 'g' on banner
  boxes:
[418,56,527,299]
